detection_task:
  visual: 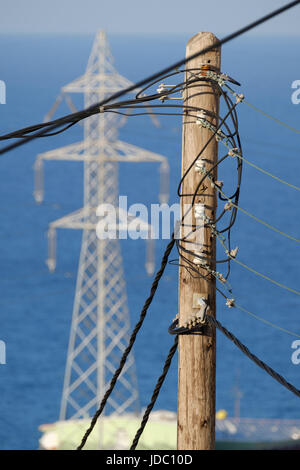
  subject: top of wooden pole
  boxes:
[186,32,221,70]
[187,31,219,46]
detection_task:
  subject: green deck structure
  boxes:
[39,412,300,450]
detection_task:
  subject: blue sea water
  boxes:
[0,33,300,449]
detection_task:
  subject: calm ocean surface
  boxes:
[0,33,300,449]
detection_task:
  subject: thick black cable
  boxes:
[168,315,300,398]
[130,336,178,451]
[207,315,300,398]
[77,236,175,450]
[0,0,299,155]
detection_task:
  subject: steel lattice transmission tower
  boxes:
[34,31,169,423]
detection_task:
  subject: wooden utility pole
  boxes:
[177,32,221,450]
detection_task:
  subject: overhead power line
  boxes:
[0,0,299,156]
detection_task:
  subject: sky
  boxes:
[0,0,300,35]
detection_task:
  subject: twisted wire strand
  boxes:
[207,315,300,398]
[169,315,300,398]
[130,336,178,451]
[77,237,175,450]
